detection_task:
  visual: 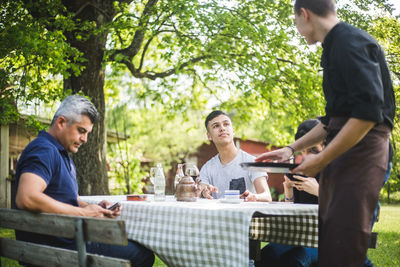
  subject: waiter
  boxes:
[256,0,395,266]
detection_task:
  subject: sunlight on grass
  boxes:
[367,204,400,266]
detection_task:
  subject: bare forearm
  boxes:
[253,191,272,202]
[254,177,272,202]
[78,197,89,208]
[17,192,86,216]
[291,123,327,152]
[16,173,110,217]
[284,186,294,202]
[318,118,375,165]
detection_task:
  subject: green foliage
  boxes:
[24,115,48,133]
[367,204,400,265]
[0,0,84,124]
[107,104,147,194]
[269,187,285,202]
[101,0,400,194]
[3,0,400,195]
[106,97,206,189]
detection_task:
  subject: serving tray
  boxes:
[240,162,298,173]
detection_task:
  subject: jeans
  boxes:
[86,239,154,267]
[257,243,318,267]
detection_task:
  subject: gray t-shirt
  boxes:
[199,149,267,199]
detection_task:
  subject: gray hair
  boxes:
[51,95,99,125]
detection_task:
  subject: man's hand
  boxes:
[82,204,115,218]
[98,200,122,218]
[198,183,218,199]
[240,190,256,201]
[292,118,375,177]
[291,153,326,177]
[255,147,293,162]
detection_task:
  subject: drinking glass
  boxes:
[149,167,157,185]
[184,163,200,182]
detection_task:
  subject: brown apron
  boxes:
[318,117,390,267]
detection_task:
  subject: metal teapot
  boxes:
[175,163,200,202]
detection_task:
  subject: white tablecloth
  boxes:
[80,195,318,267]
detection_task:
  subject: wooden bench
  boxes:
[0,208,130,267]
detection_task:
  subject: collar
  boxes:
[38,131,68,155]
[322,21,344,48]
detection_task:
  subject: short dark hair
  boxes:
[294,0,336,17]
[295,119,320,140]
[205,110,229,130]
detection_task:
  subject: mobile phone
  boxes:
[285,173,308,181]
[107,202,121,211]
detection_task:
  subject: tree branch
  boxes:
[138,29,170,71]
[138,11,175,71]
[111,0,158,60]
[276,57,298,65]
[124,55,210,80]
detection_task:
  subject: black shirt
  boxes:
[320,22,395,129]
[294,175,319,204]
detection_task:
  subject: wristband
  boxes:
[286,145,295,155]
[285,196,294,201]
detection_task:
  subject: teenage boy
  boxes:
[199,110,272,201]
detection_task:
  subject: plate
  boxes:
[127,194,147,201]
[240,162,298,173]
[219,198,243,204]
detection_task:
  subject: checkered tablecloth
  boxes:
[80,196,318,267]
[250,214,318,248]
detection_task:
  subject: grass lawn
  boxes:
[2,204,399,266]
[367,204,400,266]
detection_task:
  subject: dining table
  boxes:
[80,195,318,267]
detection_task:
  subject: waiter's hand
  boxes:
[256,147,293,162]
[292,153,326,177]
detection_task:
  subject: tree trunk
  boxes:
[63,0,117,195]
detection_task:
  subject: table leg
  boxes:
[249,239,261,261]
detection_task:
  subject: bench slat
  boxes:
[0,208,127,246]
[0,238,130,267]
[85,218,127,246]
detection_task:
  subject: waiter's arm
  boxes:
[294,118,376,176]
[290,122,328,152]
[257,122,327,162]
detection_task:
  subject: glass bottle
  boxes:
[174,164,184,190]
[153,163,166,201]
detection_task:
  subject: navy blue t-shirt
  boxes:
[15,131,79,248]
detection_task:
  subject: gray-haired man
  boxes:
[15,95,154,267]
